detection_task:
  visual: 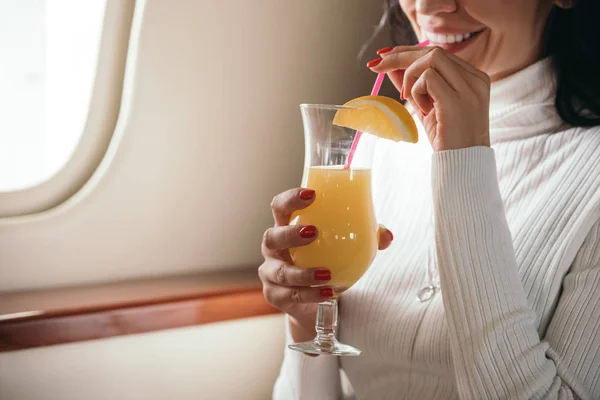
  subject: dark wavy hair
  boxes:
[382,0,600,127]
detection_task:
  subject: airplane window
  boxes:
[0,0,106,191]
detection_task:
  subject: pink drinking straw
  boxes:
[344,40,430,169]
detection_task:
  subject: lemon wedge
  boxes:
[333,96,418,143]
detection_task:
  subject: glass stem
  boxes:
[315,299,338,346]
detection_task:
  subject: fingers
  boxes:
[368,46,431,73]
[262,283,334,310]
[436,50,490,89]
[377,224,394,250]
[368,45,490,103]
[378,45,424,61]
[401,48,466,97]
[271,188,315,227]
[384,44,481,78]
[411,68,455,115]
[258,259,331,287]
[262,224,318,257]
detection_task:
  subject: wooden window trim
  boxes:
[0,268,279,352]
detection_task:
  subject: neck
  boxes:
[489,53,546,82]
[489,57,565,144]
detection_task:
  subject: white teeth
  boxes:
[424,30,474,44]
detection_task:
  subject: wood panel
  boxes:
[0,269,280,352]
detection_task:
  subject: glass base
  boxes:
[288,338,361,356]
[287,299,361,356]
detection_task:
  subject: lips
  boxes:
[423,30,474,44]
[421,29,484,53]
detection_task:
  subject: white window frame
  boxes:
[0,0,135,217]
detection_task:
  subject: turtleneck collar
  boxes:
[489,57,565,144]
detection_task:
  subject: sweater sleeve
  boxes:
[273,316,342,400]
[431,146,600,400]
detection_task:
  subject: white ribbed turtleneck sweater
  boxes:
[273,58,600,400]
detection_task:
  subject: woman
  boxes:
[261,0,600,398]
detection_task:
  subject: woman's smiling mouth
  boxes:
[421,28,485,53]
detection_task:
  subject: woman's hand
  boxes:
[369,46,491,152]
[259,188,393,342]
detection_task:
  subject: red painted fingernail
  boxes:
[314,269,331,281]
[367,58,382,68]
[299,225,317,238]
[320,288,334,298]
[376,46,394,55]
[387,229,394,241]
[299,189,315,200]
